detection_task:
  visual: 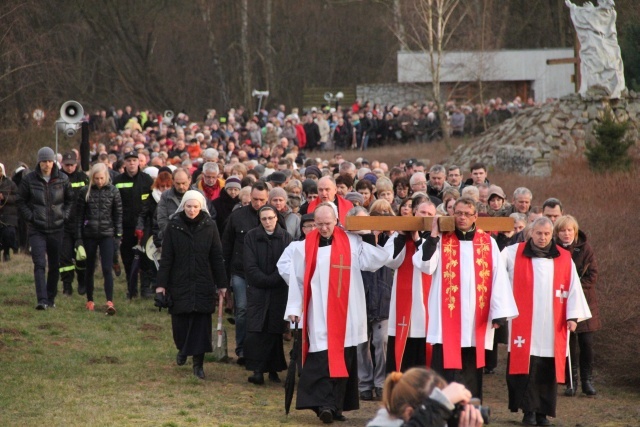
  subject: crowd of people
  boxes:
[0,100,601,426]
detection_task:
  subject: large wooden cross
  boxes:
[546,33,581,93]
[345,216,514,233]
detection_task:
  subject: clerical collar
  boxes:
[455,224,476,241]
[523,239,561,259]
[319,235,333,247]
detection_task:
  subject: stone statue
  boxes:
[566,0,625,99]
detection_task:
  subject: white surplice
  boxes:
[413,234,518,350]
[383,233,428,338]
[501,244,591,357]
[278,233,390,353]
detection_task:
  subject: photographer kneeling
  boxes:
[367,368,484,427]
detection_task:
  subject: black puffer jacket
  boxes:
[76,184,123,239]
[17,164,73,233]
[0,176,19,227]
[158,211,228,315]
[211,188,238,235]
[244,224,292,333]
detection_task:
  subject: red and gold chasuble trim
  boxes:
[303,227,352,378]
[510,244,573,382]
[441,230,493,369]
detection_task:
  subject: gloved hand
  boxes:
[75,244,87,262]
[134,229,144,242]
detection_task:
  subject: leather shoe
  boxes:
[248,372,264,385]
[318,409,333,424]
[268,371,281,383]
[535,413,551,426]
[176,352,187,366]
[582,380,597,396]
[333,412,347,422]
[193,366,205,380]
[374,387,384,400]
[359,389,373,401]
[35,303,47,310]
[522,411,536,426]
[236,356,245,365]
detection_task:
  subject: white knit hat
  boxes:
[175,190,210,216]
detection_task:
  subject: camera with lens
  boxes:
[448,398,490,426]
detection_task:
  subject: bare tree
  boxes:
[240,0,251,109]
[198,0,230,110]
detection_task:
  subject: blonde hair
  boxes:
[554,215,579,244]
[382,368,447,418]
[369,199,396,216]
[85,163,110,201]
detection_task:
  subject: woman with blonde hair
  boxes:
[367,368,483,427]
[554,215,600,396]
[76,163,123,314]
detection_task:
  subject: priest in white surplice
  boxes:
[413,197,518,401]
[502,216,591,427]
[278,203,389,424]
[382,199,437,373]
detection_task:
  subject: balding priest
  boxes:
[279,203,389,424]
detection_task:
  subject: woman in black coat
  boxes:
[76,163,123,315]
[243,205,292,385]
[156,190,228,380]
[0,163,19,261]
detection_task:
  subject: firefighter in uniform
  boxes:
[113,152,153,298]
[59,152,89,296]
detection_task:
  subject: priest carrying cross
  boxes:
[279,202,389,424]
[501,216,591,427]
[413,197,519,401]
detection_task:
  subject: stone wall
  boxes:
[356,83,433,107]
[448,91,640,176]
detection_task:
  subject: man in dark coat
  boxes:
[58,152,89,295]
[304,114,321,151]
[0,163,19,261]
[113,152,153,298]
[17,147,73,309]
[243,205,293,384]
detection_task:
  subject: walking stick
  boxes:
[217,292,224,347]
[567,328,574,392]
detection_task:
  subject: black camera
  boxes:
[449,398,490,426]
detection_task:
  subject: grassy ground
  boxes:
[2,137,640,426]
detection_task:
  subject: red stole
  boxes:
[307,196,353,226]
[440,230,493,369]
[395,239,432,371]
[302,227,352,378]
[510,243,573,382]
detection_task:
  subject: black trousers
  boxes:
[29,229,63,305]
[565,331,595,381]
[430,344,484,401]
[60,230,85,288]
[84,237,115,302]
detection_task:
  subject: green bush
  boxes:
[585,109,634,172]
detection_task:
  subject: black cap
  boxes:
[267,171,287,184]
[62,151,77,165]
[124,151,139,160]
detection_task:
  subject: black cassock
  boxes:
[507,355,559,417]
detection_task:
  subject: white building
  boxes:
[397,49,576,103]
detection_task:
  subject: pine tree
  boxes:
[585,109,634,172]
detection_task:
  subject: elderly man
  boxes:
[300,176,353,225]
[383,199,437,374]
[156,168,192,245]
[414,197,518,400]
[507,187,533,215]
[17,147,73,309]
[279,203,389,423]
[410,172,441,206]
[502,217,591,426]
[446,165,465,193]
[196,162,224,201]
[426,164,450,204]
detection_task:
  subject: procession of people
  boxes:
[0,101,601,427]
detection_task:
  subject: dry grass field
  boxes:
[1,129,639,426]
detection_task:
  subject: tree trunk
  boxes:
[265,0,276,105]
[240,0,252,110]
[199,0,230,110]
[393,0,408,50]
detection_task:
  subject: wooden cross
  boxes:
[514,336,526,348]
[331,254,350,298]
[546,32,581,93]
[345,216,514,233]
[555,284,569,303]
